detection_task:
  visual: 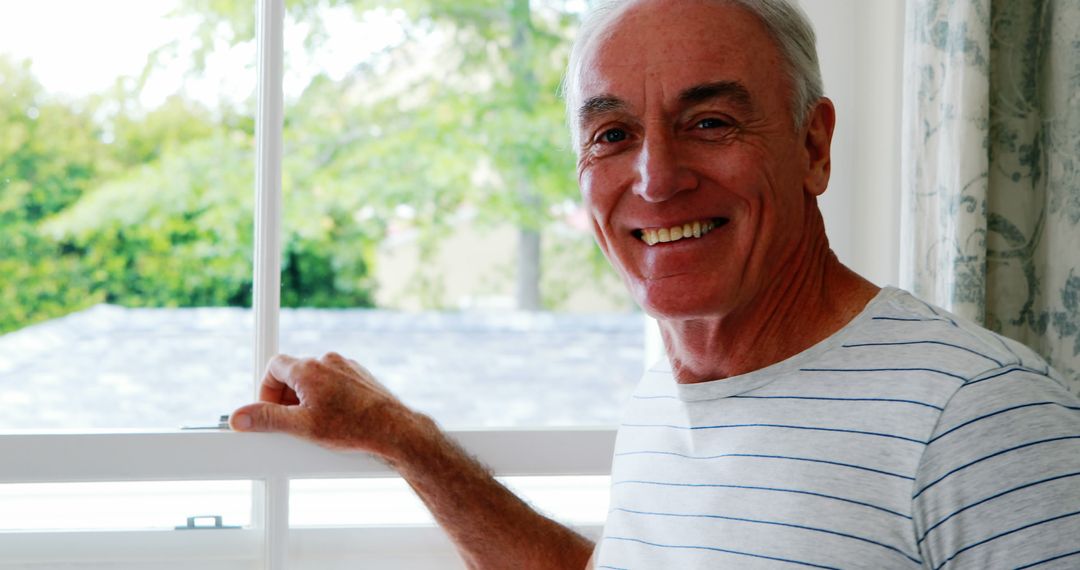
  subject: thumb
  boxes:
[230,402,304,434]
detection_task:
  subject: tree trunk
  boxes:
[517,226,542,310]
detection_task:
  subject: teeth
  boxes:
[637,219,722,246]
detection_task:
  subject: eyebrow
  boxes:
[576,80,754,126]
[678,80,753,111]
[576,95,628,126]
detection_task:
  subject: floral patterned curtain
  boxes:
[901,0,1080,393]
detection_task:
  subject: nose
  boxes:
[632,131,697,202]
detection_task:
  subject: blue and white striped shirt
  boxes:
[596,287,1080,569]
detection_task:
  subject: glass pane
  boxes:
[276,2,644,428]
[0,563,256,570]
[290,476,609,527]
[0,480,251,531]
[0,0,256,429]
[291,478,432,527]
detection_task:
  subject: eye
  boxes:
[600,128,628,143]
[695,117,731,129]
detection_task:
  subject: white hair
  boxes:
[562,0,824,146]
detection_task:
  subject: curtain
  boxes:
[901,0,1080,393]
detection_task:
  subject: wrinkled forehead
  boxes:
[568,0,785,128]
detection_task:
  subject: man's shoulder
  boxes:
[853,287,1058,383]
[904,293,1080,568]
[810,287,1077,422]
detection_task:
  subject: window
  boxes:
[275,1,642,430]
[0,0,641,432]
[1,0,630,566]
[0,429,614,568]
[0,0,257,431]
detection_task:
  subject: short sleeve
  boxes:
[912,367,1080,569]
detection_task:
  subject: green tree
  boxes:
[182,0,584,310]
[0,57,111,333]
[42,113,378,310]
[1,0,610,336]
[2,50,379,334]
[42,133,256,308]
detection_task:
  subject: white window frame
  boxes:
[0,0,617,567]
[0,430,613,567]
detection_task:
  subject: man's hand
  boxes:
[229,351,595,569]
[230,352,422,460]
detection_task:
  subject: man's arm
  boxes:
[230,352,595,569]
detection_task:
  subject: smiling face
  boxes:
[572,0,829,321]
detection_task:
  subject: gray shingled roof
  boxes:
[0,305,645,430]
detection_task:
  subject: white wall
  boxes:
[802,0,905,287]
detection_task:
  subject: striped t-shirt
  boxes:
[596,287,1080,569]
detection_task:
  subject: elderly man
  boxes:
[232,0,1080,567]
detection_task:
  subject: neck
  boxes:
[659,211,880,383]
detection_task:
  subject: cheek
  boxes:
[721,152,806,270]
[754,161,805,234]
[581,202,614,265]
[578,167,629,266]
[579,168,617,230]
[703,146,783,214]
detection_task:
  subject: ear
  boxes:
[802,97,835,197]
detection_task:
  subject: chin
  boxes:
[634,285,730,321]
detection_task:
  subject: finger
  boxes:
[259,354,308,403]
[268,353,316,390]
[230,401,306,434]
[258,368,297,404]
[320,351,346,366]
[319,352,354,375]
[255,362,302,403]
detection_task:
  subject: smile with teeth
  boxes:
[635,218,727,246]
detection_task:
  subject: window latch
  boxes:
[175,515,241,530]
[180,414,232,431]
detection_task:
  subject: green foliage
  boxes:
[0,47,376,333]
[0,230,103,334]
[43,133,256,308]
[1,0,617,335]
[0,58,110,226]
[175,0,593,304]
[108,96,219,168]
[271,0,585,309]
[0,57,111,333]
